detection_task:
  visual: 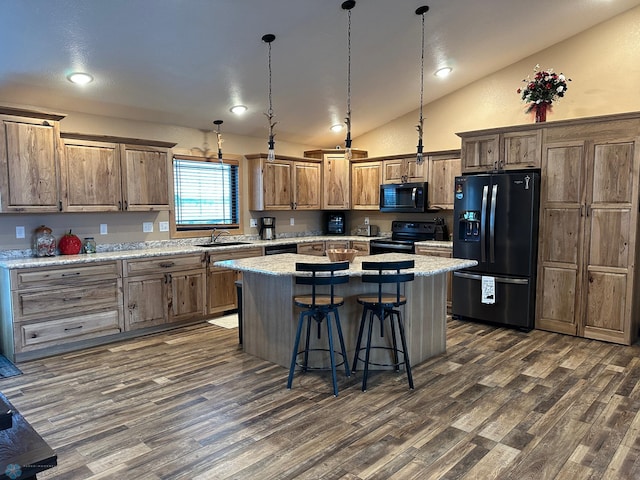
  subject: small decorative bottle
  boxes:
[82,237,97,254]
[33,225,57,257]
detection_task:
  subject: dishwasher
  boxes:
[264,243,298,255]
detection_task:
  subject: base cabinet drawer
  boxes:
[14,280,121,320]
[17,309,123,351]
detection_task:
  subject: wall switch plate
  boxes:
[100,224,108,235]
[16,226,25,239]
[250,218,257,228]
[290,217,295,226]
[159,221,169,232]
[364,217,370,225]
[142,222,154,233]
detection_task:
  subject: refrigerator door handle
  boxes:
[454,271,530,285]
[481,185,489,263]
[489,184,498,263]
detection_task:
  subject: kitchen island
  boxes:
[215,253,477,369]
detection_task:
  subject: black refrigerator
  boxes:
[452,171,540,329]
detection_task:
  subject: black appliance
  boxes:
[452,171,540,330]
[264,243,297,255]
[370,220,438,254]
[325,212,346,235]
[379,182,428,213]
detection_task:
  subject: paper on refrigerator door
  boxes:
[481,276,496,304]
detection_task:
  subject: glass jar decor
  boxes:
[82,237,97,254]
[33,225,57,257]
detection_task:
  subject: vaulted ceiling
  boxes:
[1,0,638,147]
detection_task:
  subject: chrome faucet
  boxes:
[211,228,230,243]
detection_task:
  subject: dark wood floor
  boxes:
[2,318,640,479]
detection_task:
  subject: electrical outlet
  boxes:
[290,217,295,226]
[100,224,108,235]
[159,221,169,232]
[16,226,25,239]
[250,218,257,228]
[142,222,154,233]
[364,217,370,225]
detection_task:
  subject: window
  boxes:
[173,156,240,230]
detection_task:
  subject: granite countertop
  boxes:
[215,252,476,277]
[0,236,453,269]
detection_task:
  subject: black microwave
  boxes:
[379,182,428,213]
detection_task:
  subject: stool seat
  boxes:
[295,295,344,308]
[353,260,415,392]
[357,294,406,307]
[288,261,351,397]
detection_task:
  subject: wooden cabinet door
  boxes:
[169,270,206,322]
[125,274,169,330]
[503,129,542,170]
[351,161,381,209]
[322,154,350,209]
[382,158,405,184]
[405,157,427,183]
[536,142,586,336]
[120,144,170,211]
[461,134,500,172]
[293,161,321,210]
[207,267,239,315]
[429,156,461,209]
[0,117,61,212]
[262,159,293,210]
[61,139,122,212]
[582,140,637,343]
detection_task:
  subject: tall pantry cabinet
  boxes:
[535,114,640,345]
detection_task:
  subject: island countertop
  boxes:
[215,252,476,277]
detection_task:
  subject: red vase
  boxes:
[534,103,549,123]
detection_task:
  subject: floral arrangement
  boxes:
[517,64,571,113]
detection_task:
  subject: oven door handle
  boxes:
[370,242,414,251]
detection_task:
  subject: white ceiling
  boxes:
[1,0,639,147]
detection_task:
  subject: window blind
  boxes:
[173,158,239,228]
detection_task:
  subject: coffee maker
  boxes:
[259,217,276,240]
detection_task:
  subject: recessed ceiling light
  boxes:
[67,72,94,85]
[434,67,452,78]
[330,124,344,133]
[230,105,248,115]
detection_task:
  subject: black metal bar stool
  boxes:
[287,261,350,397]
[352,259,415,392]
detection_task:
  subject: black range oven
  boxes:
[370,220,439,254]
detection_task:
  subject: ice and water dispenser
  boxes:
[458,211,480,241]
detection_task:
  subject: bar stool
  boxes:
[352,259,415,392]
[287,261,350,397]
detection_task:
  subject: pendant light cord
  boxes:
[415,5,429,164]
[267,40,273,119]
[418,11,425,129]
[347,7,352,127]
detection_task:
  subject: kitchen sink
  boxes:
[195,242,252,248]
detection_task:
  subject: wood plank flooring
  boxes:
[2,318,640,479]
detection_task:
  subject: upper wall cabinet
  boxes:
[246,154,321,211]
[351,160,382,210]
[0,107,65,213]
[60,133,175,212]
[428,151,461,210]
[305,149,367,210]
[459,128,541,173]
[381,154,427,184]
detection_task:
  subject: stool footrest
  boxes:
[294,348,349,372]
[353,346,407,369]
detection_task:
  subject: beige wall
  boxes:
[2,5,639,251]
[355,5,640,156]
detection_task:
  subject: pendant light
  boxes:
[262,33,277,162]
[415,5,429,165]
[342,0,355,160]
[213,120,224,162]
